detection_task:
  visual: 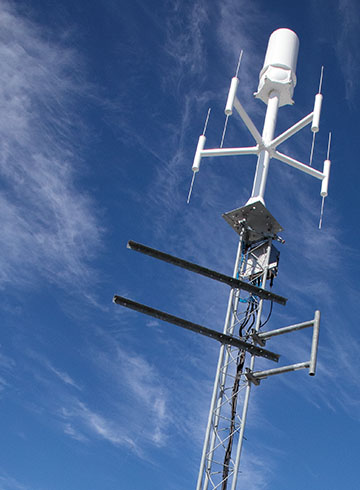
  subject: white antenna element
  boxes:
[311,67,324,134]
[327,131,332,159]
[186,172,196,204]
[221,51,244,148]
[220,116,229,148]
[311,93,323,133]
[225,77,240,116]
[319,132,332,229]
[310,66,325,166]
[203,107,211,134]
[321,159,331,197]
[187,108,211,203]
[309,133,316,166]
[321,132,332,197]
[192,135,207,173]
[319,197,325,229]
[235,50,243,78]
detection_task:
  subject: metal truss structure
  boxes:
[196,231,274,490]
[195,212,319,490]
[113,28,328,490]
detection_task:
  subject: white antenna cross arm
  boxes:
[273,150,331,196]
[233,96,263,145]
[191,144,259,173]
[198,145,259,159]
[273,150,324,180]
[269,111,314,149]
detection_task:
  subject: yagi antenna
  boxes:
[187,108,211,204]
[309,65,324,166]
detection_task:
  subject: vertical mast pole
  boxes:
[197,92,281,490]
[250,91,280,203]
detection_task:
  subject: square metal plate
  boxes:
[222,200,283,243]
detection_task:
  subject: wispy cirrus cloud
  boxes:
[0,471,29,490]
[217,0,267,100]
[0,349,15,395]
[26,352,82,391]
[22,333,172,456]
[163,0,209,83]
[311,0,360,105]
[45,361,81,390]
[335,0,360,103]
[0,0,101,291]
[89,340,171,449]
[59,400,138,450]
[137,0,266,235]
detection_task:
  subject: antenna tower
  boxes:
[114,28,330,490]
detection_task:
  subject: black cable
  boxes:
[221,350,246,490]
[260,300,273,329]
[238,300,251,337]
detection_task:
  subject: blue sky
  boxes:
[0,0,359,489]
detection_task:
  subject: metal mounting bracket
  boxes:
[246,310,320,385]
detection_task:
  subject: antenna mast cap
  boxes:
[255,28,299,107]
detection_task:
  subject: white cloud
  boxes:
[0,0,101,291]
[217,0,266,97]
[63,422,88,443]
[59,399,142,455]
[39,331,173,457]
[163,0,208,81]
[335,0,360,103]
[24,349,82,391]
[100,342,171,448]
[44,360,81,391]
[0,348,15,395]
[311,0,360,104]
[0,471,28,490]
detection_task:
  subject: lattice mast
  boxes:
[192,29,328,490]
[113,28,329,490]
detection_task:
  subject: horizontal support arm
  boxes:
[200,146,259,158]
[247,361,310,382]
[127,241,287,305]
[257,318,315,340]
[249,310,321,380]
[273,150,325,180]
[269,112,313,149]
[233,97,263,145]
[113,295,280,362]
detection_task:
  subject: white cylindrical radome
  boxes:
[321,159,331,197]
[192,135,206,172]
[225,77,239,115]
[311,93,323,133]
[261,28,299,79]
[256,28,299,107]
